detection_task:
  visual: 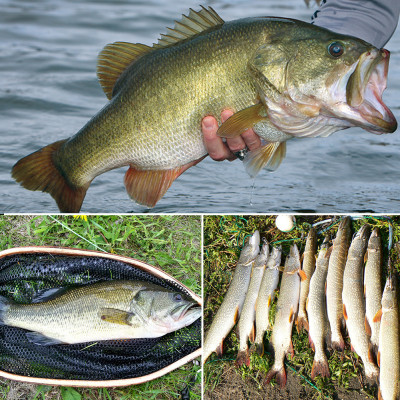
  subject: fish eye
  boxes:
[173,293,183,302]
[328,42,344,58]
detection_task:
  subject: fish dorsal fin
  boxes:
[97,42,152,99]
[154,6,224,49]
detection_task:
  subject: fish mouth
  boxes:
[346,48,397,134]
[172,302,201,321]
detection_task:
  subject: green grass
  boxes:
[204,215,399,399]
[0,215,201,400]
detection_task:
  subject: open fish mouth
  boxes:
[346,48,397,134]
[172,302,201,321]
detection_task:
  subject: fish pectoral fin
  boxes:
[373,308,383,323]
[124,158,205,208]
[26,332,66,346]
[298,269,307,281]
[11,140,90,213]
[365,316,372,336]
[342,304,348,321]
[99,308,135,326]
[216,104,266,138]
[243,142,286,178]
[97,42,153,100]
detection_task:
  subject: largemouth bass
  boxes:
[342,225,379,380]
[203,230,260,363]
[236,240,269,366]
[12,7,396,212]
[297,227,317,332]
[376,275,399,400]
[265,244,301,388]
[364,227,382,357]
[326,216,352,351]
[254,245,282,356]
[0,280,201,345]
[308,236,330,380]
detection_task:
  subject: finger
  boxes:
[202,116,233,161]
[241,129,262,151]
[221,109,248,153]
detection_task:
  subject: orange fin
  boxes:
[243,141,286,178]
[236,349,250,368]
[377,350,380,367]
[216,103,266,138]
[289,306,295,323]
[297,316,309,332]
[378,386,382,400]
[267,295,272,307]
[124,157,205,207]
[234,305,240,323]
[298,269,307,281]
[365,317,371,336]
[308,335,315,352]
[368,344,375,363]
[11,140,89,212]
[311,359,330,380]
[325,245,333,259]
[343,304,348,321]
[216,340,223,357]
[373,309,383,323]
[364,251,368,263]
[265,367,287,388]
[249,323,255,343]
[288,339,295,358]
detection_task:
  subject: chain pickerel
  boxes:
[12,7,396,211]
[297,227,317,332]
[203,230,260,363]
[236,240,269,366]
[342,225,379,379]
[308,236,331,380]
[326,217,352,351]
[254,245,282,356]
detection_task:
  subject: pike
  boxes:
[265,244,304,388]
[342,225,379,379]
[297,227,317,332]
[253,245,282,356]
[364,227,382,357]
[12,7,396,212]
[203,230,260,364]
[236,240,269,366]
[308,236,331,380]
[375,274,400,400]
[326,217,352,351]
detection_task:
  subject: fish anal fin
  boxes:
[154,6,224,49]
[343,304,348,321]
[298,269,307,281]
[243,141,286,178]
[216,340,223,357]
[289,306,295,323]
[249,322,255,343]
[97,42,152,99]
[373,308,383,323]
[308,335,315,352]
[365,316,371,336]
[267,294,272,307]
[367,343,375,363]
[11,140,89,213]
[217,103,266,139]
[234,305,240,324]
[377,350,380,367]
[306,297,309,311]
[288,339,294,358]
[124,157,205,207]
[364,251,368,263]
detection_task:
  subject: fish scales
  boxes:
[236,241,269,366]
[203,231,260,363]
[378,276,400,400]
[342,225,379,379]
[265,244,301,388]
[254,245,282,356]
[364,227,382,356]
[12,7,397,211]
[297,227,317,332]
[326,217,352,351]
[308,236,330,380]
[0,280,200,345]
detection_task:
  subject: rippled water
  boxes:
[2,0,400,213]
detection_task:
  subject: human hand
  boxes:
[202,109,262,161]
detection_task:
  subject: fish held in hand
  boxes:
[11,7,396,211]
[203,230,260,364]
[0,280,201,345]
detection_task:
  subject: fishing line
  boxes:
[48,216,108,253]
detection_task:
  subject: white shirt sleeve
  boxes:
[311,0,400,48]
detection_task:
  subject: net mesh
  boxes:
[0,253,201,381]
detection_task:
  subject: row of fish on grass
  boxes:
[203,219,399,400]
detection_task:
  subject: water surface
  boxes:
[1,0,399,213]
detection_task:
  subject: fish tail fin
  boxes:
[296,314,309,333]
[11,140,89,212]
[264,364,286,388]
[364,361,379,381]
[331,330,345,352]
[311,357,330,380]
[0,295,11,325]
[235,349,250,367]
